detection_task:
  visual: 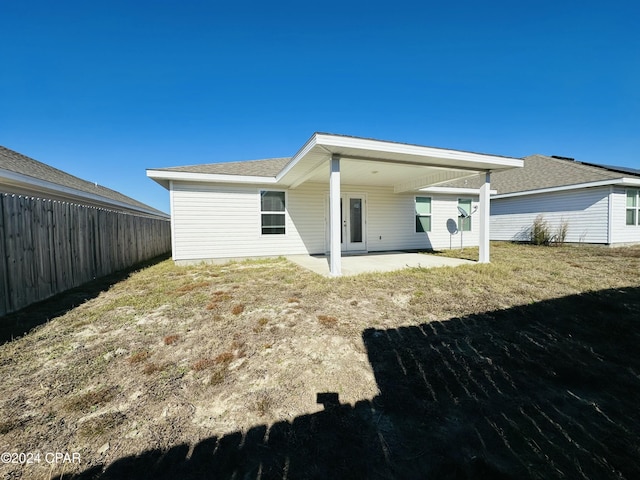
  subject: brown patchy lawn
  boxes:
[1,243,640,479]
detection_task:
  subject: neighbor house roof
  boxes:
[0,146,168,218]
[439,154,640,197]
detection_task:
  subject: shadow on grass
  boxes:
[0,253,170,345]
[58,286,640,479]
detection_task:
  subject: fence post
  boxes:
[0,194,9,317]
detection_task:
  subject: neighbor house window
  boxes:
[415,196,432,232]
[626,189,640,226]
[458,198,472,232]
[260,190,285,234]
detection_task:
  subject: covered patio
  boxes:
[278,134,523,276]
[148,132,524,272]
[286,251,474,277]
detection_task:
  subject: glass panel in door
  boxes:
[345,196,365,251]
[349,198,362,243]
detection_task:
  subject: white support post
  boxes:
[478,171,491,263]
[329,155,342,276]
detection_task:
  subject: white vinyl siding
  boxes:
[490,187,610,244]
[610,186,640,244]
[336,186,478,252]
[171,182,323,260]
[170,181,480,262]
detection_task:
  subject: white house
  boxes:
[441,154,640,245]
[147,133,523,275]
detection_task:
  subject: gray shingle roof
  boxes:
[439,154,635,194]
[0,146,167,216]
[154,157,291,177]
[149,150,638,195]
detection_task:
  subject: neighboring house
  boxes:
[1,146,171,316]
[147,133,523,275]
[0,146,168,218]
[442,154,640,245]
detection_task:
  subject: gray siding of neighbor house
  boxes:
[610,186,640,245]
[170,181,480,263]
[490,186,610,244]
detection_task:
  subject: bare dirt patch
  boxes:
[1,244,640,479]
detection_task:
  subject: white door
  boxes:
[326,194,366,252]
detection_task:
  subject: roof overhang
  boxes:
[145,170,278,189]
[278,133,523,192]
[147,133,524,192]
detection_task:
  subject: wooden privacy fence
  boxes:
[0,193,171,317]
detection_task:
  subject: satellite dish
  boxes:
[457,206,470,218]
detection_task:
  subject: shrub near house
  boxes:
[530,215,569,246]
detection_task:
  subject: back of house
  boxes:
[147,132,524,275]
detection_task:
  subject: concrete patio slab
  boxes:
[286,251,474,276]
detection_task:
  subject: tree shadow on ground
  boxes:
[0,254,170,345]
[58,286,640,479]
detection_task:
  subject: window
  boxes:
[458,198,472,232]
[260,190,285,234]
[415,196,431,232]
[627,189,640,226]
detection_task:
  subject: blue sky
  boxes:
[1,0,638,213]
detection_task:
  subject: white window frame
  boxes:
[259,189,287,236]
[415,196,432,233]
[626,188,640,226]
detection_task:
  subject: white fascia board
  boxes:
[275,132,524,186]
[275,134,320,182]
[1,168,163,217]
[493,178,640,199]
[146,169,278,185]
[620,177,640,186]
[419,186,498,195]
[314,133,524,170]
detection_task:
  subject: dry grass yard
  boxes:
[1,243,640,479]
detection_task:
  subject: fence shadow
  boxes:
[57,286,640,479]
[0,253,170,345]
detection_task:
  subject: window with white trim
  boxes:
[415,196,432,232]
[458,198,472,232]
[260,190,285,235]
[626,189,640,226]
